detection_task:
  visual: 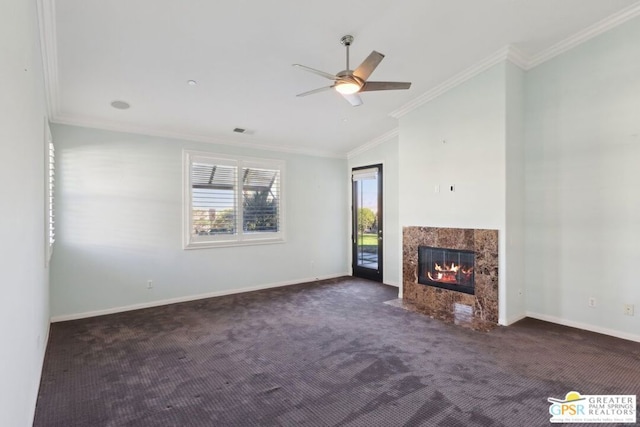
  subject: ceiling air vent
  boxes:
[110,100,130,110]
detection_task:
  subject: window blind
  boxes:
[242,167,280,233]
[191,161,237,236]
[48,140,55,247]
[186,153,284,247]
[352,167,378,181]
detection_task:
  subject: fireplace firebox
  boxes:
[418,246,475,295]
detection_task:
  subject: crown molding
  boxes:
[36,0,59,118]
[38,0,345,159]
[388,2,640,119]
[504,45,530,70]
[347,128,399,159]
[389,46,520,119]
[354,46,527,153]
[39,0,640,157]
[51,115,347,159]
[527,1,640,68]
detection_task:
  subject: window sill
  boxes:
[184,236,286,250]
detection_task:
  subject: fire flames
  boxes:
[427,262,473,284]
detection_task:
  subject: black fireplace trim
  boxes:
[417,246,475,295]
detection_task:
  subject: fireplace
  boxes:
[418,246,475,294]
[402,227,498,330]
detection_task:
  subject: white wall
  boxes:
[50,124,348,319]
[0,0,50,424]
[398,63,513,324]
[399,64,506,227]
[348,136,401,288]
[524,16,640,340]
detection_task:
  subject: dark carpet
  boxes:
[34,277,640,426]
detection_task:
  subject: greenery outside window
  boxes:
[183,151,285,249]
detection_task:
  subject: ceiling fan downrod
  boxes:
[340,35,354,71]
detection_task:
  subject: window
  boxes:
[183,151,285,248]
[45,121,55,265]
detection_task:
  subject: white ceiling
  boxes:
[41,0,640,157]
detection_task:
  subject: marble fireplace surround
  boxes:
[403,227,499,331]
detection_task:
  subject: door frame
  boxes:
[351,164,383,282]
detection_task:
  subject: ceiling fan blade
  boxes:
[296,85,335,97]
[360,81,411,92]
[341,93,363,106]
[292,64,337,80]
[353,51,385,81]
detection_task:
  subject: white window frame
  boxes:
[44,120,55,266]
[183,150,285,249]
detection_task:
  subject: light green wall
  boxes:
[353,17,640,338]
[50,124,348,318]
[524,16,640,339]
[0,0,50,424]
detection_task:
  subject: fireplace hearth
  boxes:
[418,246,475,294]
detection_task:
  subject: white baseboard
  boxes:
[526,311,640,343]
[503,313,528,326]
[51,272,349,323]
[383,281,401,299]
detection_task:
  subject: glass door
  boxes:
[352,164,383,282]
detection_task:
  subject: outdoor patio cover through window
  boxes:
[183,151,284,249]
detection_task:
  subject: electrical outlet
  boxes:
[147,280,153,289]
[624,304,634,316]
[588,297,596,308]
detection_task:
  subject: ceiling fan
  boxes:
[293,35,411,106]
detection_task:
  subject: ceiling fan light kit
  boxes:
[335,80,361,95]
[293,35,411,106]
